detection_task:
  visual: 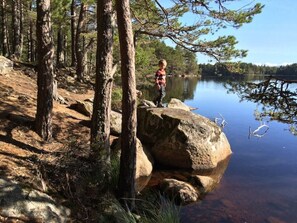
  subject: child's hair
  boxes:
[158,59,167,67]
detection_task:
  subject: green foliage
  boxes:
[138,193,181,223]
[109,151,120,192]
[52,0,71,26]
[131,0,264,61]
[200,62,297,77]
[133,38,200,81]
[278,63,297,76]
[99,191,180,223]
[111,86,122,110]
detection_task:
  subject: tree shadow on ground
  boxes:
[0,111,48,155]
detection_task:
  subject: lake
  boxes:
[141,76,297,223]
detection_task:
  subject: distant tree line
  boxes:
[134,39,200,79]
[200,62,297,77]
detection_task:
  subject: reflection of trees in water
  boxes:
[226,77,297,135]
[140,77,199,102]
[166,77,199,101]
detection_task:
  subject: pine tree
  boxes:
[35,0,54,141]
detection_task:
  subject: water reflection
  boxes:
[225,77,297,135]
[148,156,231,204]
[157,76,297,223]
[140,76,199,102]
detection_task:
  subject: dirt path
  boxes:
[0,68,94,195]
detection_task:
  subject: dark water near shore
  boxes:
[141,76,297,223]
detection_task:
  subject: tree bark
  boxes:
[1,0,8,56]
[56,27,65,68]
[70,0,76,66]
[90,0,114,183]
[20,0,23,56]
[27,1,33,62]
[75,3,87,81]
[29,15,35,62]
[12,0,21,59]
[116,0,137,209]
[35,0,54,141]
[63,34,67,65]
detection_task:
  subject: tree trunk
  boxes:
[70,0,76,66]
[75,3,87,81]
[56,27,65,68]
[27,1,32,62]
[90,0,114,184]
[29,14,35,62]
[12,0,21,59]
[20,1,23,56]
[1,0,8,56]
[35,0,54,141]
[116,0,137,209]
[63,34,67,65]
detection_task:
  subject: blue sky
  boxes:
[164,0,297,65]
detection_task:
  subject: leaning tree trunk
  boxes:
[116,0,137,210]
[35,0,54,141]
[12,0,21,59]
[90,0,114,184]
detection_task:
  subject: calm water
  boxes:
[142,76,297,223]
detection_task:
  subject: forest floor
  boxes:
[0,66,108,221]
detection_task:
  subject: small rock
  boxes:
[138,99,156,107]
[167,98,191,111]
[189,175,216,193]
[160,178,199,205]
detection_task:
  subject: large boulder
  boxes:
[137,107,232,171]
[110,110,122,135]
[0,179,70,223]
[69,100,122,135]
[0,56,13,74]
[112,137,154,192]
[69,100,93,117]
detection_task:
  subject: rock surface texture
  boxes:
[0,56,13,74]
[167,98,192,111]
[137,107,232,171]
[160,178,199,204]
[0,179,70,223]
[69,100,122,135]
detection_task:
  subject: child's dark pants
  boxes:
[154,85,166,107]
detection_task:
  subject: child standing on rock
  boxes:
[154,59,167,107]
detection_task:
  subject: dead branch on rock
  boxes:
[214,113,227,129]
[249,122,269,139]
